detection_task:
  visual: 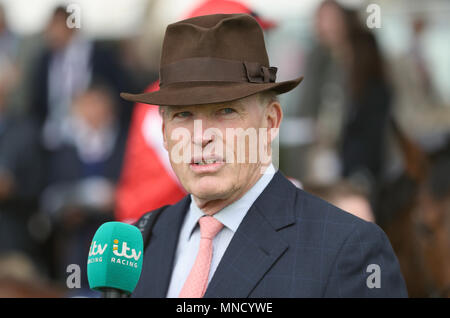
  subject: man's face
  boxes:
[161,94,281,207]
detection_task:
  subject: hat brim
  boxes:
[120,77,303,106]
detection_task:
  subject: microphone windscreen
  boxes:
[87,222,143,295]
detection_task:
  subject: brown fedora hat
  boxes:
[120,13,303,106]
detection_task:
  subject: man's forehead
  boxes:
[163,94,259,112]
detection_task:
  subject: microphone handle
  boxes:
[101,288,128,298]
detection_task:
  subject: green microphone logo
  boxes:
[87,222,143,295]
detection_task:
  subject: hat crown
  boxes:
[160,13,270,67]
[120,13,303,107]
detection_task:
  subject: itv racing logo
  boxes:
[113,239,141,260]
[87,241,107,264]
[88,239,142,268]
[89,241,107,257]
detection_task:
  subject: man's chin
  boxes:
[189,179,231,201]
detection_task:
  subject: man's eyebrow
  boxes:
[163,105,189,115]
[216,99,248,109]
[226,100,244,108]
[163,98,247,116]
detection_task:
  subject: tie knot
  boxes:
[198,216,223,240]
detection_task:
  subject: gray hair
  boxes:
[257,90,279,108]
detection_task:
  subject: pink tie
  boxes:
[179,216,224,298]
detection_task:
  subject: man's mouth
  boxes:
[190,156,225,172]
[192,158,221,165]
[191,155,224,164]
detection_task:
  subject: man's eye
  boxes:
[174,111,192,118]
[219,108,236,115]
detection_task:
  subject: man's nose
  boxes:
[192,118,216,148]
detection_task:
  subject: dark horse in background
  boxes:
[376,119,450,297]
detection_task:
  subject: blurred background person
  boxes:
[389,13,444,139]
[299,0,393,197]
[0,3,17,65]
[0,1,48,278]
[40,84,126,293]
[305,181,375,223]
[30,6,134,151]
[0,63,45,264]
[0,3,19,111]
[0,252,64,297]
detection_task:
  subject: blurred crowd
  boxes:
[0,0,449,297]
[0,4,150,296]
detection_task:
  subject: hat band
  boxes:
[159,57,277,86]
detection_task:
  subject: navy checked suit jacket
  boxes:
[132,171,408,297]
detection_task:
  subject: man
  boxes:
[32,6,133,150]
[121,13,407,298]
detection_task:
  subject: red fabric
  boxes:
[185,0,276,30]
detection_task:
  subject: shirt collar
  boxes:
[185,164,276,239]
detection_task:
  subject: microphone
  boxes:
[87,221,143,298]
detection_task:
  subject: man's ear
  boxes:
[265,101,282,142]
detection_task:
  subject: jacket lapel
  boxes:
[204,171,297,298]
[137,195,191,297]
